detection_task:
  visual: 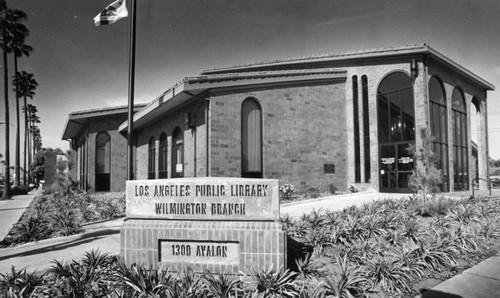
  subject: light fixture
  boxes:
[391,115,406,135]
[410,59,419,80]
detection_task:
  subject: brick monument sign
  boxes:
[121,177,286,274]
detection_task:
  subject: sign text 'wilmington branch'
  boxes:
[133,183,269,216]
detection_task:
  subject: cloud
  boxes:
[314,7,411,28]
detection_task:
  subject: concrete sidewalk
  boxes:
[0,192,38,242]
[418,256,500,298]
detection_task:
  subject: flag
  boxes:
[94,0,128,26]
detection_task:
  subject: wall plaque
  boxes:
[159,239,239,266]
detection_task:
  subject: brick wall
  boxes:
[85,115,128,192]
[135,100,208,180]
[209,81,348,192]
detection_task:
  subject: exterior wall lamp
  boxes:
[410,58,419,81]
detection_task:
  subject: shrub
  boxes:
[247,265,299,298]
[46,249,115,297]
[326,183,337,195]
[117,261,173,297]
[6,216,52,245]
[306,186,321,199]
[408,128,443,198]
[408,196,456,217]
[279,184,296,202]
[348,185,358,193]
[322,253,368,297]
[0,266,45,297]
[204,271,242,298]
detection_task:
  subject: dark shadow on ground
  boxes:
[420,289,463,298]
[0,229,119,261]
[0,207,31,212]
[286,236,313,271]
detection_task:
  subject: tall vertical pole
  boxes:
[127,0,137,180]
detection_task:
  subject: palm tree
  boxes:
[1,0,28,199]
[16,71,36,185]
[26,103,40,177]
[10,12,30,188]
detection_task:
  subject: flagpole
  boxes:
[127,0,137,180]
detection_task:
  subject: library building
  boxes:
[63,44,494,193]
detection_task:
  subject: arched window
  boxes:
[377,72,415,192]
[452,88,468,190]
[159,133,168,178]
[95,132,110,191]
[241,98,263,178]
[148,137,156,179]
[172,128,184,178]
[429,76,449,191]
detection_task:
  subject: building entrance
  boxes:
[379,143,414,192]
[377,72,415,193]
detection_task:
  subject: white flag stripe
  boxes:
[94,0,128,26]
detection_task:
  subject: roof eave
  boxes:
[119,71,347,132]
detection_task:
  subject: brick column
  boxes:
[478,98,489,190]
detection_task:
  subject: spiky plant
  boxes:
[247,265,299,298]
[167,267,206,298]
[47,249,112,298]
[7,216,51,245]
[116,260,173,298]
[364,255,413,294]
[387,240,428,279]
[0,266,45,298]
[204,271,241,298]
[476,219,500,239]
[321,253,368,298]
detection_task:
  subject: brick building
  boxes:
[66,44,494,193]
[62,105,145,192]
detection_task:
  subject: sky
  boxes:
[1,0,500,163]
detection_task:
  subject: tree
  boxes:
[12,37,32,187]
[1,1,28,199]
[26,103,40,182]
[408,127,443,198]
[16,71,37,184]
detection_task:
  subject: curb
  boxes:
[3,226,122,250]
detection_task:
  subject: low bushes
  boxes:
[1,176,125,247]
[281,194,500,296]
[279,183,345,203]
[2,195,499,297]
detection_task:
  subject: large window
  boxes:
[172,128,184,178]
[452,88,468,190]
[241,98,263,178]
[79,139,86,190]
[362,75,371,183]
[148,137,156,179]
[159,133,168,178]
[429,77,449,191]
[352,76,361,183]
[377,72,415,192]
[95,132,110,191]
